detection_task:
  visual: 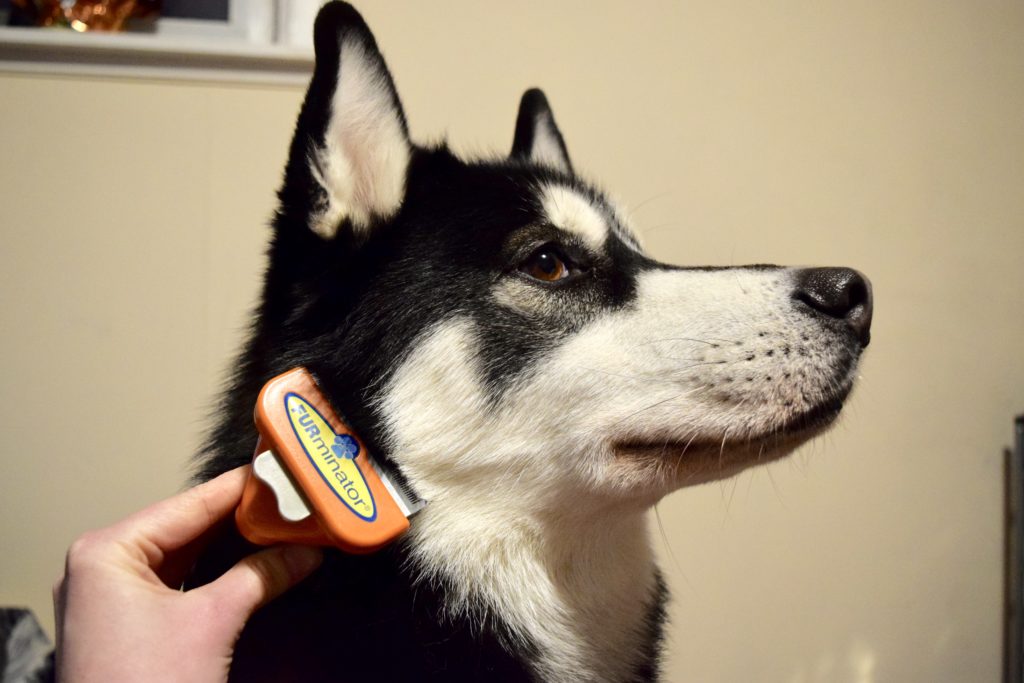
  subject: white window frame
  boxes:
[0,0,323,85]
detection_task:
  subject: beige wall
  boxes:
[2,2,1022,680]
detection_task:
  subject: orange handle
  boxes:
[236,368,409,553]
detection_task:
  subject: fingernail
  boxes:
[282,545,323,577]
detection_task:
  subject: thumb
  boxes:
[200,545,323,624]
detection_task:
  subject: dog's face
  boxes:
[268,5,872,523]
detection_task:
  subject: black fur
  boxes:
[191,3,666,681]
[190,534,541,682]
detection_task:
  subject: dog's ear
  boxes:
[280,2,411,241]
[510,88,573,174]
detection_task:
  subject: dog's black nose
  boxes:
[793,267,873,347]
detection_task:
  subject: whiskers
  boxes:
[611,386,708,430]
[636,336,740,348]
[674,432,702,475]
[652,502,690,587]
[572,365,676,385]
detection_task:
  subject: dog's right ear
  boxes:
[279,2,411,241]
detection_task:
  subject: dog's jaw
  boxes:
[558,265,863,495]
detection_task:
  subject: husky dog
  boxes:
[193,3,873,681]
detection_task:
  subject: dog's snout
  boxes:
[793,267,873,347]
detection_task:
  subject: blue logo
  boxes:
[331,434,360,460]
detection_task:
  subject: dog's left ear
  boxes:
[510,88,573,174]
[282,2,411,241]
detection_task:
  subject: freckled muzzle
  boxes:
[792,268,873,347]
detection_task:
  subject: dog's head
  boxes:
[259,3,872,521]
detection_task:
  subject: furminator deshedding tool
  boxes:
[236,367,425,554]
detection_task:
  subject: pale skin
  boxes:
[53,466,323,682]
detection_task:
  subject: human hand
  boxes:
[53,466,323,682]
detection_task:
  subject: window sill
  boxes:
[0,26,313,85]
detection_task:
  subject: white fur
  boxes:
[528,110,572,173]
[377,260,857,680]
[604,193,645,253]
[540,184,609,250]
[309,40,409,239]
[540,184,644,254]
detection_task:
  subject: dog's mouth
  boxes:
[775,394,847,435]
[611,392,849,474]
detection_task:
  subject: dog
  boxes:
[191,3,873,681]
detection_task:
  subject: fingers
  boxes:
[52,572,67,638]
[111,466,251,559]
[152,517,231,590]
[198,545,323,622]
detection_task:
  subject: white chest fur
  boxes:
[406,499,660,682]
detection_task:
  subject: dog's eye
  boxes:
[520,247,573,282]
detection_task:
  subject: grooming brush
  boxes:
[236,367,425,554]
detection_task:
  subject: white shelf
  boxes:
[0,26,314,85]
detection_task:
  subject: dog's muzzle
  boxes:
[793,267,874,347]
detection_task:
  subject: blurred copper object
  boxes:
[67,0,161,32]
[10,0,161,31]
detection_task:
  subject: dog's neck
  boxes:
[406,495,661,683]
